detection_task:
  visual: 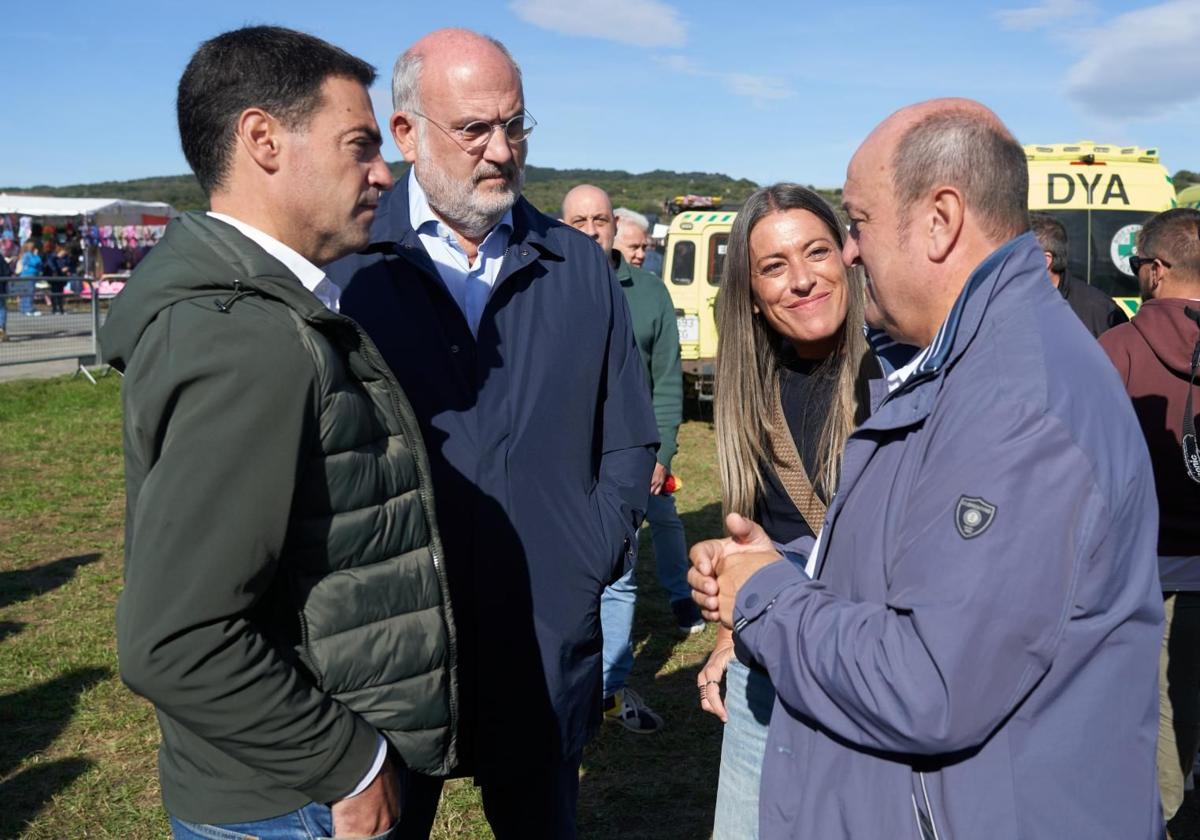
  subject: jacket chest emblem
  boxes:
[955,496,997,539]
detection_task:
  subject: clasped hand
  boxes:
[687,513,783,629]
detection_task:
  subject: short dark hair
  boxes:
[1139,208,1200,282]
[1030,213,1068,275]
[892,109,1029,243]
[178,26,376,195]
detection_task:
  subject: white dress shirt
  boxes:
[206,212,343,313]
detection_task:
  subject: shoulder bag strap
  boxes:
[765,380,828,531]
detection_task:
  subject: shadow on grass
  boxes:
[0,666,110,779]
[0,666,109,835]
[0,621,24,644]
[579,501,727,839]
[0,757,93,838]
[0,553,101,612]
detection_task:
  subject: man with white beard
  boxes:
[327,28,658,840]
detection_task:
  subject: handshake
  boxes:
[687,512,786,628]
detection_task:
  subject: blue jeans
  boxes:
[600,492,691,696]
[170,801,396,840]
[601,561,637,697]
[12,279,34,315]
[712,658,776,840]
[646,491,691,604]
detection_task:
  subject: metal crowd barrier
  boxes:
[0,277,113,383]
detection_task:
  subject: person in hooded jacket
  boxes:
[1100,206,1200,823]
[100,26,456,840]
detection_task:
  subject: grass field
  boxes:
[0,375,729,839]
[4,375,1200,839]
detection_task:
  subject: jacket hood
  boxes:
[100,212,333,371]
[1132,298,1200,377]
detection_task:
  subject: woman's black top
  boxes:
[752,349,882,543]
[753,356,837,544]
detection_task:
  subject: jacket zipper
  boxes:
[911,771,944,840]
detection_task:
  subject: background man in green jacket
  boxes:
[562,184,700,733]
[100,26,457,840]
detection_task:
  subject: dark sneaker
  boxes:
[671,598,706,636]
[603,687,664,734]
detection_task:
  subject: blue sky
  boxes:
[5,0,1199,192]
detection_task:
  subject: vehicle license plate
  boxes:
[677,316,699,342]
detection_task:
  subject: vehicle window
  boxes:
[642,247,663,278]
[1043,209,1153,297]
[671,240,695,285]
[708,234,728,286]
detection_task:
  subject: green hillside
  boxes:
[9,166,1200,220]
[2,164,776,218]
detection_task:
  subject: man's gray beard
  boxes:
[415,144,524,240]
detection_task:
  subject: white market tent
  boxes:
[0,194,177,225]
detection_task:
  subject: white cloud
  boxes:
[509,0,687,47]
[724,73,794,102]
[1064,0,1200,118]
[654,54,794,106]
[994,0,1092,30]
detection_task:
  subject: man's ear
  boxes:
[236,108,283,174]
[1043,250,1054,272]
[927,186,964,263]
[1149,261,1166,296]
[391,111,418,163]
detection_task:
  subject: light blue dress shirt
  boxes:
[408,170,513,336]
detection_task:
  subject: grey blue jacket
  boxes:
[735,233,1164,839]
[327,181,658,776]
[101,212,457,823]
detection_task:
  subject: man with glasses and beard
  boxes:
[328,28,658,840]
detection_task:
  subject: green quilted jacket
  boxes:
[101,212,457,823]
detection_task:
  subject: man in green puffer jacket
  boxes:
[99,26,456,840]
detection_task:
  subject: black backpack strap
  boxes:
[1182,306,1200,484]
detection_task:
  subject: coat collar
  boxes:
[862,232,1044,431]
[175,212,338,323]
[365,168,564,264]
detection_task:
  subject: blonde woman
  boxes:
[700,184,877,839]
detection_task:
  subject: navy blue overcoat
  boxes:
[327,178,658,776]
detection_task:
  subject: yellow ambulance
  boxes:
[1178,184,1200,208]
[662,209,736,400]
[1026,141,1177,317]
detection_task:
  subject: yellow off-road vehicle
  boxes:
[1026,141,1177,317]
[662,209,735,401]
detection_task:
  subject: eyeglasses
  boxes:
[412,109,536,151]
[1128,253,1171,275]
